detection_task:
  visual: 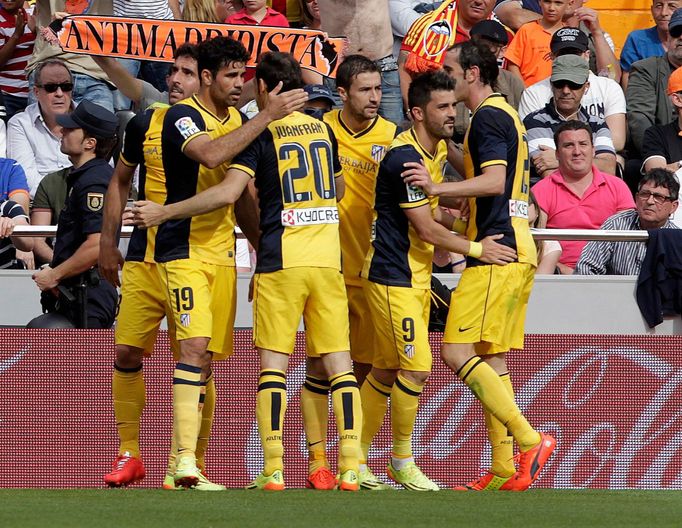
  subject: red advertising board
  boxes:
[1,330,681,489]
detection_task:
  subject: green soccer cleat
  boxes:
[337,469,359,491]
[246,470,285,491]
[387,461,439,491]
[162,474,179,490]
[358,467,393,490]
[194,471,226,491]
[174,456,201,489]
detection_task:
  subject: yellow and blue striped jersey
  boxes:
[230,111,343,272]
[155,95,246,266]
[463,93,537,267]
[119,105,169,263]
[362,128,447,290]
[323,109,399,286]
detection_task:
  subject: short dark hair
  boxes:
[447,39,499,87]
[83,131,118,160]
[255,51,304,92]
[335,55,380,91]
[35,58,73,86]
[408,70,455,110]
[174,42,199,63]
[553,120,594,147]
[640,168,680,201]
[196,36,250,79]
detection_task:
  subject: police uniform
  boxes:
[154,95,246,360]
[230,111,348,355]
[444,93,537,355]
[361,128,447,373]
[115,105,179,355]
[47,157,118,328]
[323,109,398,365]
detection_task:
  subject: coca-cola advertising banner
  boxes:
[1,330,680,489]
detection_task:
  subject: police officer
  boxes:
[31,100,119,329]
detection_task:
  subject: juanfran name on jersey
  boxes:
[174,116,201,140]
[281,206,339,226]
[508,199,529,219]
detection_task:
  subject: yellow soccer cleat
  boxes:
[387,461,439,491]
[246,470,285,491]
[194,471,226,491]
[162,474,179,490]
[174,456,201,489]
[358,467,393,491]
[337,469,359,492]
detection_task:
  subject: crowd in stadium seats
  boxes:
[0,0,679,273]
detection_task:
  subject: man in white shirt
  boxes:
[518,27,626,152]
[7,58,72,197]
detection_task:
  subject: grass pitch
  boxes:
[2,489,682,528]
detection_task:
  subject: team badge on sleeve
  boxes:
[86,193,104,211]
[371,144,387,163]
[174,116,201,140]
[406,183,426,203]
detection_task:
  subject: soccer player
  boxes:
[360,69,518,491]
[133,51,363,492]
[404,40,557,491]
[103,36,306,490]
[299,54,399,491]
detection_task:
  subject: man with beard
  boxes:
[361,69,516,490]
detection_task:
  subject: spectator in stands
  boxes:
[519,28,626,153]
[626,8,682,160]
[302,83,334,119]
[268,0,302,26]
[0,0,36,121]
[299,0,320,30]
[470,20,524,110]
[494,0,541,31]
[524,55,617,182]
[0,198,32,269]
[562,0,620,81]
[528,191,562,274]
[532,120,634,274]
[504,0,571,87]
[319,0,402,125]
[0,155,28,211]
[30,166,68,267]
[225,0,289,25]
[92,43,199,111]
[183,0,240,22]
[28,0,115,112]
[575,168,679,275]
[111,1,180,110]
[620,0,678,91]
[7,58,72,197]
[642,65,682,175]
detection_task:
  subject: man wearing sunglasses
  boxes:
[575,168,679,276]
[6,59,73,198]
[523,54,617,184]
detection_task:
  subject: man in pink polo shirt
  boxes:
[533,120,634,274]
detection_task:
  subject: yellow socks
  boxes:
[301,375,330,473]
[112,364,145,458]
[390,375,423,460]
[485,372,516,477]
[359,372,391,461]
[458,357,541,451]
[196,373,216,471]
[330,371,362,474]
[256,369,287,475]
[172,363,202,461]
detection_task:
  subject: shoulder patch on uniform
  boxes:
[174,116,201,140]
[371,144,387,163]
[405,183,426,202]
[87,192,104,212]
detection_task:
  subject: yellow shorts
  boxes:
[115,261,179,356]
[362,279,432,373]
[347,284,375,365]
[444,262,535,355]
[253,267,350,355]
[157,259,236,360]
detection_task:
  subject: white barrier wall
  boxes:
[4,270,679,335]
